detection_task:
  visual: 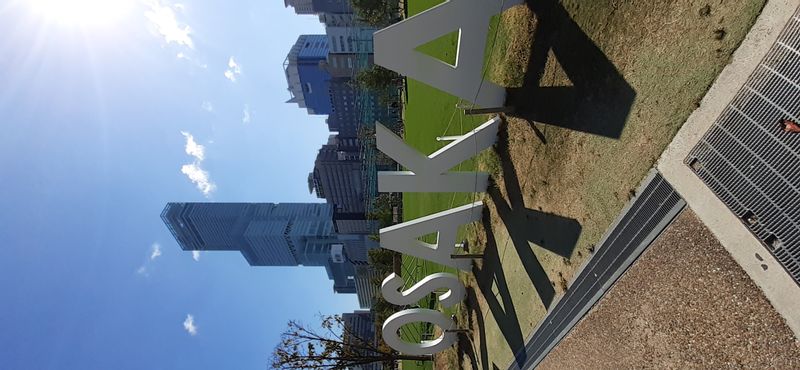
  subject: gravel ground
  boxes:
[538,209,800,369]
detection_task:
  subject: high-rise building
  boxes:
[284,0,352,15]
[285,35,332,115]
[318,12,358,27]
[160,202,376,294]
[309,135,365,213]
[354,265,381,309]
[342,310,380,370]
[327,78,390,137]
[321,53,375,78]
[326,26,375,54]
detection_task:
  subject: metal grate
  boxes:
[686,9,800,285]
[508,171,685,370]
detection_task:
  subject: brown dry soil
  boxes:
[448,1,770,369]
[538,210,800,369]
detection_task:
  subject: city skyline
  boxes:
[0,1,362,369]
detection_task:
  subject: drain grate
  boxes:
[686,9,800,285]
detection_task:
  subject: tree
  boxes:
[367,248,395,273]
[355,65,401,92]
[367,192,397,227]
[355,65,402,107]
[271,315,429,369]
[350,0,399,27]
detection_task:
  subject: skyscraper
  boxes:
[284,35,332,115]
[284,0,353,15]
[342,310,380,370]
[160,202,370,294]
[309,135,365,213]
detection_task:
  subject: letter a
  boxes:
[380,201,483,270]
[373,0,522,107]
[377,116,500,193]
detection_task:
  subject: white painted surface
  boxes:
[377,116,500,193]
[379,201,484,271]
[373,0,522,107]
[382,308,458,355]
[381,272,466,307]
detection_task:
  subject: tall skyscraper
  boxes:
[161,202,369,294]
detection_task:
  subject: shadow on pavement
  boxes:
[505,0,636,139]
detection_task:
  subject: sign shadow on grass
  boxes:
[505,0,636,139]
[470,121,582,368]
[460,286,487,370]
[473,208,527,368]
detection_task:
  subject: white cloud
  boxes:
[181,131,205,161]
[181,163,215,197]
[144,0,194,49]
[224,57,241,82]
[192,250,201,261]
[179,131,216,197]
[137,242,163,277]
[242,105,251,124]
[201,101,213,112]
[150,243,162,260]
[176,52,208,68]
[183,314,198,335]
[223,70,235,82]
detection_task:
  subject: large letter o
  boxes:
[382,308,457,355]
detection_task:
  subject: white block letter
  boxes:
[377,116,500,193]
[373,0,522,107]
[382,272,466,308]
[382,309,457,355]
[380,201,483,271]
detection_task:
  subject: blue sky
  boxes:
[0,1,360,368]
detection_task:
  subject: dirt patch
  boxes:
[538,210,800,369]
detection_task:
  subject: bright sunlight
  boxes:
[29,0,135,27]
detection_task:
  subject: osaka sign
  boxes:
[373,0,522,356]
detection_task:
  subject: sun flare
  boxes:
[29,0,135,27]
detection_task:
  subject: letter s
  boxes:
[382,309,457,355]
[381,272,466,308]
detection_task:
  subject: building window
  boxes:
[304,83,313,94]
[347,58,353,68]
